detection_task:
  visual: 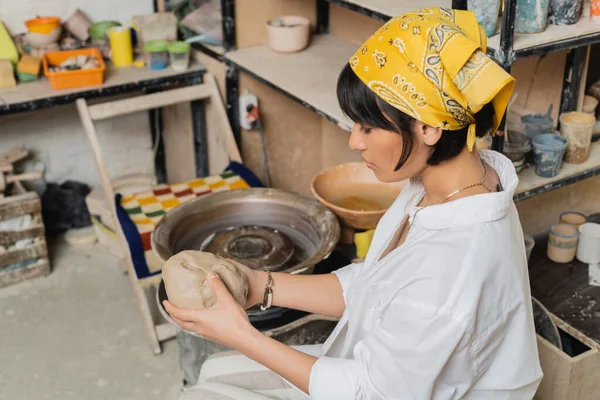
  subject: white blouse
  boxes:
[309,150,543,399]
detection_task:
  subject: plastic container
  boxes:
[550,0,583,24]
[108,26,133,67]
[592,0,600,22]
[559,211,587,227]
[145,40,168,70]
[89,21,121,41]
[532,133,567,177]
[25,17,61,34]
[576,223,600,264]
[516,0,550,33]
[559,111,595,163]
[267,16,311,53]
[42,48,106,90]
[167,41,191,71]
[547,223,579,263]
[469,0,501,36]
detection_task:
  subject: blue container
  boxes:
[515,0,550,33]
[469,0,501,37]
[532,134,567,177]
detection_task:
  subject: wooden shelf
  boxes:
[488,17,600,59]
[514,142,600,201]
[0,63,206,115]
[225,34,355,131]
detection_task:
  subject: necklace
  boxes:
[422,159,493,208]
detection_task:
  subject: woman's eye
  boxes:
[360,126,372,134]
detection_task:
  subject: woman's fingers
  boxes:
[207,272,235,304]
[172,316,198,332]
[163,300,198,322]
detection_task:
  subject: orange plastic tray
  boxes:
[43,48,106,90]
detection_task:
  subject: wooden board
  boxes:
[0,258,50,288]
[488,17,600,53]
[162,102,198,183]
[235,0,317,48]
[330,0,451,18]
[329,3,384,46]
[227,34,355,132]
[515,142,600,198]
[0,63,206,108]
[0,239,48,269]
[528,235,600,352]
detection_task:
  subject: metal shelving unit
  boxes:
[201,0,600,202]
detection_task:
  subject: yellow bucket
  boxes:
[107,26,133,67]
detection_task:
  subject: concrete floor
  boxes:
[0,236,182,400]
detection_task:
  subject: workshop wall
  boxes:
[0,0,155,186]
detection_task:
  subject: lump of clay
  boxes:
[162,250,249,309]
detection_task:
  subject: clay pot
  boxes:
[582,95,598,114]
[515,0,550,33]
[547,223,579,263]
[65,9,92,41]
[311,162,405,231]
[267,16,311,53]
[468,0,502,36]
[550,0,584,25]
[559,112,595,164]
[532,134,567,177]
[559,211,587,227]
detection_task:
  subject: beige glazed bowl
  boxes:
[267,16,310,53]
[311,162,406,230]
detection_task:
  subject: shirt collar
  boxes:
[404,150,518,230]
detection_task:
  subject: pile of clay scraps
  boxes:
[48,54,100,72]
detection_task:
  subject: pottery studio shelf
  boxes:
[487,18,600,59]
[192,42,226,61]
[225,34,354,131]
[0,63,206,115]
[514,142,600,201]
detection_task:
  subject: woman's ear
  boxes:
[415,123,443,147]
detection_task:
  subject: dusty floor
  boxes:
[0,236,182,400]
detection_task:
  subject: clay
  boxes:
[337,196,383,211]
[162,250,249,309]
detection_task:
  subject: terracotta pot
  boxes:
[547,223,579,263]
[310,162,406,231]
[267,16,310,53]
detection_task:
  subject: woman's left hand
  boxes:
[163,272,256,350]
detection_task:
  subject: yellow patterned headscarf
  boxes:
[350,7,515,151]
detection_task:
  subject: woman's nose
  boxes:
[349,125,367,151]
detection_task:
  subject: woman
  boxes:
[165,8,543,399]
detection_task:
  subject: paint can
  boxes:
[516,0,550,33]
[559,112,595,164]
[468,0,502,37]
[532,133,567,177]
[549,0,583,25]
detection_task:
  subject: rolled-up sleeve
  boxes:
[309,301,474,399]
[332,262,363,307]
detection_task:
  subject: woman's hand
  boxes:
[226,258,266,309]
[163,272,257,350]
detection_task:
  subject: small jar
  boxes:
[145,40,168,70]
[167,41,191,71]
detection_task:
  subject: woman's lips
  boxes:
[363,159,376,169]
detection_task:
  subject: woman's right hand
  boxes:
[226,258,266,309]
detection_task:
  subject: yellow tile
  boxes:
[138,196,158,206]
[188,179,205,188]
[229,180,250,190]
[209,180,226,189]
[161,198,180,209]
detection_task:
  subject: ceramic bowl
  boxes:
[311,162,406,230]
[25,28,62,46]
[267,16,310,53]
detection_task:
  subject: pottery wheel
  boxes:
[202,225,294,271]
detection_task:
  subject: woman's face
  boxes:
[349,122,438,183]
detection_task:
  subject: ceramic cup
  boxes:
[547,223,579,263]
[576,223,600,264]
[267,16,310,53]
[559,112,595,164]
[559,211,587,227]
